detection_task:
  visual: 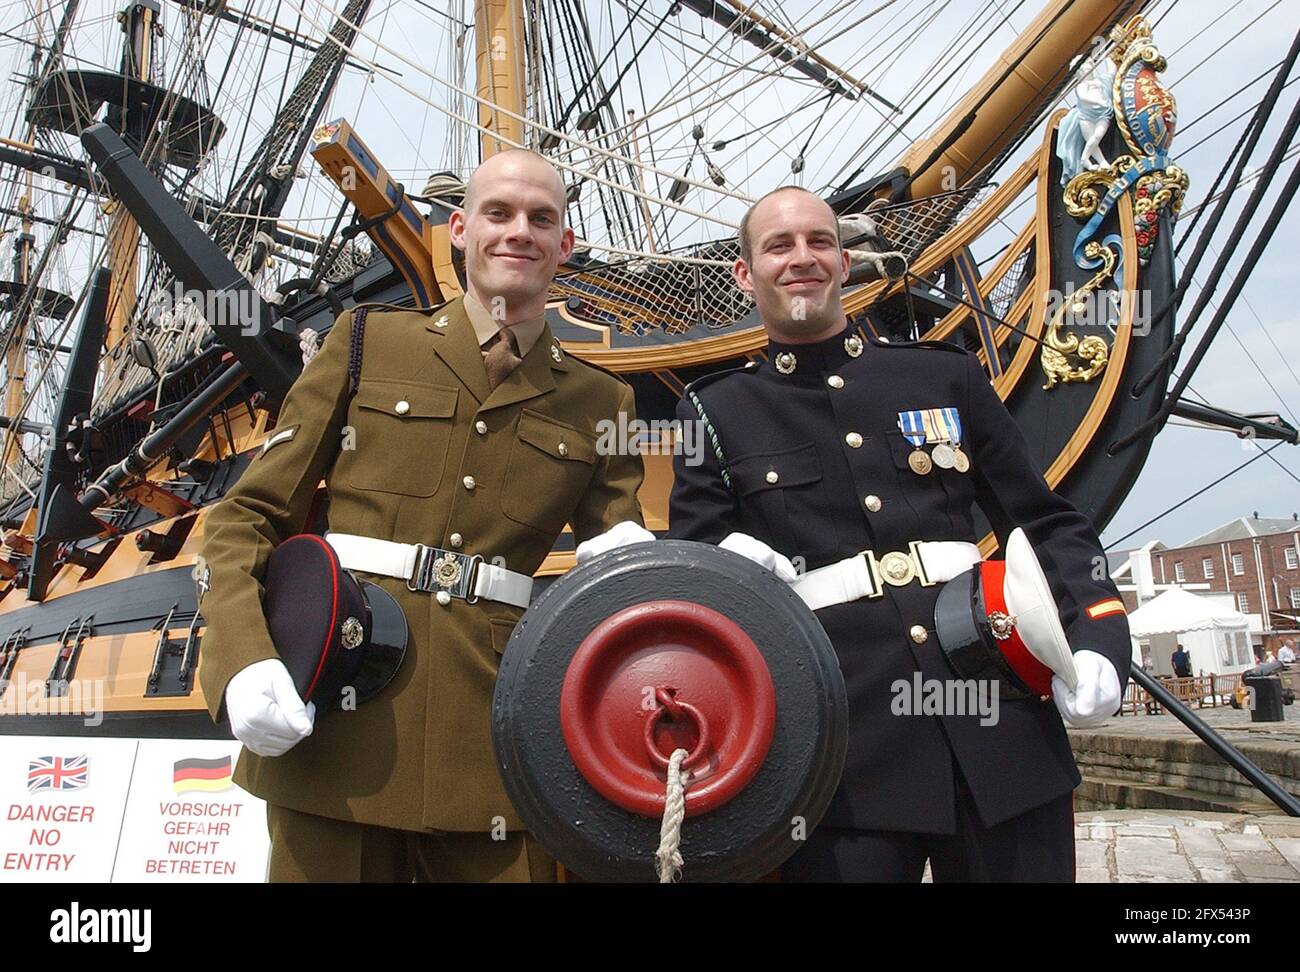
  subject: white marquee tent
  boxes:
[1127,587,1254,676]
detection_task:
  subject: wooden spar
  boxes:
[475,0,528,158]
[102,1,156,379]
[2,195,32,481]
[715,0,868,96]
[895,0,1147,199]
[309,119,443,306]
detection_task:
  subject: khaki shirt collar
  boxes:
[464,292,546,358]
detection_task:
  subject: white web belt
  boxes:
[325,533,533,609]
[791,541,981,611]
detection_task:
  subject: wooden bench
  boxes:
[1118,674,1225,715]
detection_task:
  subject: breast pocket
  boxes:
[729,443,823,555]
[346,380,458,496]
[501,409,598,534]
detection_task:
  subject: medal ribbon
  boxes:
[897,410,926,447]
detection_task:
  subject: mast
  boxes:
[475,0,528,157]
[1,0,50,482]
[102,0,158,376]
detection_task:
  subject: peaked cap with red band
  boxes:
[934,528,1077,698]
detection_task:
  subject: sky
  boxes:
[0,0,1296,549]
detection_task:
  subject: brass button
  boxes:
[864,495,882,512]
[845,432,863,448]
[558,442,569,457]
[395,400,410,415]
[475,420,488,435]
[765,470,779,484]
[827,375,844,389]
[462,476,476,490]
[449,533,463,548]
[910,625,928,645]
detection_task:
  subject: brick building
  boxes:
[1146,514,1300,654]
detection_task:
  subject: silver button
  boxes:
[827,375,844,389]
[864,495,882,512]
[449,533,463,548]
[765,470,779,484]
[475,420,488,435]
[436,591,452,606]
[463,476,476,490]
[558,442,569,457]
[395,400,410,415]
[910,625,928,645]
[845,432,863,448]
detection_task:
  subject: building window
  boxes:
[1286,548,1299,570]
[1174,562,1185,582]
[1291,587,1300,609]
[1237,592,1250,614]
[1203,557,1215,578]
[1232,553,1245,576]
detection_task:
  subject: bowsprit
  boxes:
[491,540,847,883]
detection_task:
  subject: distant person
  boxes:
[1278,641,1296,665]
[1171,645,1191,679]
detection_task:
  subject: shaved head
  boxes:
[738,185,839,262]
[449,148,575,322]
[463,149,567,223]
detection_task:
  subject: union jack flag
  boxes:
[27,755,88,792]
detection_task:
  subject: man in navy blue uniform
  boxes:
[667,187,1130,881]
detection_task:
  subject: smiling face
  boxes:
[734,188,850,343]
[449,150,574,320]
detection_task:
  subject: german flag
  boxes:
[173,756,233,794]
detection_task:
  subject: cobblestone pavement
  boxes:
[1076,810,1300,883]
[916,811,1300,883]
[1090,701,1300,743]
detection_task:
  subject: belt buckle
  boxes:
[876,549,917,587]
[863,541,934,592]
[407,544,481,602]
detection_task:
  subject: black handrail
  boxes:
[1129,667,1300,816]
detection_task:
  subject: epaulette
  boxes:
[564,350,630,385]
[682,359,759,397]
[351,299,451,317]
[877,336,967,355]
[681,361,758,490]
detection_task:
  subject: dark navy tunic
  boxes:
[667,325,1131,834]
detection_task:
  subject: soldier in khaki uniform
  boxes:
[198,150,649,882]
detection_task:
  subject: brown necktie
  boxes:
[483,327,523,390]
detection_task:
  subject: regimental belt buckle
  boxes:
[864,541,935,596]
[408,544,482,602]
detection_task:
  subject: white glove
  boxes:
[1052,650,1122,728]
[719,532,799,583]
[298,328,320,367]
[225,658,316,757]
[575,520,655,564]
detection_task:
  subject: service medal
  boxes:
[908,449,933,475]
[952,447,970,473]
[931,442,956,469]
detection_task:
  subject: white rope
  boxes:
[655,747,690,883]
